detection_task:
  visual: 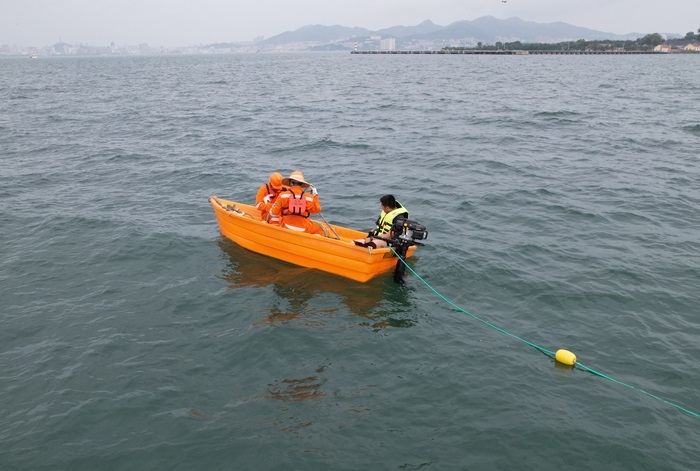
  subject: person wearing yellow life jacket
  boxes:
[354,195,409,248]
[270,170,323,235]
[255,172,284,223]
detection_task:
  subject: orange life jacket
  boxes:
[283,192,309,217]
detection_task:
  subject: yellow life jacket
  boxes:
[373,204,409,236]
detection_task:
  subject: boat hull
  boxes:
[209,197,415,282]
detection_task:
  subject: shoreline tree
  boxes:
[445,33,673,52]
[684,29,699,40]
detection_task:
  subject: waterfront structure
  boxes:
[654,39,700,52]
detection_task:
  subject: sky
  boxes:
[2,0,699,47]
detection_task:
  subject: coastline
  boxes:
[351,50,668,55]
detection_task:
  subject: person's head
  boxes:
[282,170,310,188]
[269,172,283,191]
[380,194,399,211]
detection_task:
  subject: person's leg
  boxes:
[304,219,325,236]
[370,237,388,248]
[353,237,388,248]
[353,238,375,247]
[307,220,326,236]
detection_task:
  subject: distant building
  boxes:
[654,39,700,52]
[52,42,72,55]
[379,37,396,51]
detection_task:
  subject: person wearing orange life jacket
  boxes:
[270,170,323,235]
[255,172,285,223]
[354,194,409,248]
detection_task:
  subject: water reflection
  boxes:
[267,376,325,401]
[216,239,417,329]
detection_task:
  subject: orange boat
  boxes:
[208,197,422,283]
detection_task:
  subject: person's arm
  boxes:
[306,186,321,214]
[271,191,292,219]
[255,185,268,211]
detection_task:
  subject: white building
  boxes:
[379,37,396,51]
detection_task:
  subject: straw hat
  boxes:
[281,170,311,188]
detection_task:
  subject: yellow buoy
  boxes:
[555,349,577,366]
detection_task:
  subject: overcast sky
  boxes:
[3,0,698,47]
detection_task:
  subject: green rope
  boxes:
[392,249,700,419]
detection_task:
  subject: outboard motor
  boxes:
[388,217,428,283]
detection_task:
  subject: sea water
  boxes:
[1,53,699,470]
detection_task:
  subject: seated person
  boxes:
[270,170,323,235]
[354,194,408,248]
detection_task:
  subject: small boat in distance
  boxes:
[208,197,423,283]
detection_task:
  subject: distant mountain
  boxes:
[463,16,643,42]
[261,24,372,45]
[373,20,444,38]
[406,20,487,42]
[261,16,647,48]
